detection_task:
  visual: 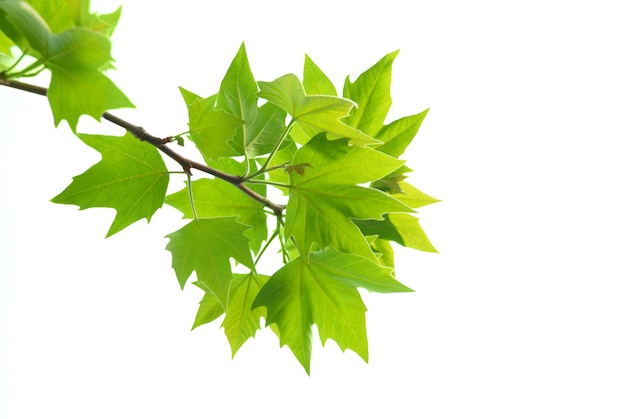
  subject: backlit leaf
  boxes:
[375,109,429,158]
[257,74,380,146]
[286,134,412,260]
[253,247,412,373]
[0,0,133,129]
[218,43,288,157]
[343,50,398,136]
[51,132,168,237]
[354,213,437,253]
[222,272,270,357]
[166,178,267,254]
[165,218,254,308]
[179,87,242,162]
[303,54,337,96]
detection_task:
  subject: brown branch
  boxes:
[0,76,285,216]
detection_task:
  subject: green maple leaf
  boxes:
[390,180,439,209]
[0,0,133,130]
[218,43,287,157]
[0,25,14,56]
[253,247,412,374]
[165,218,254,309]
[221,272,270,356]
[192,285,224,330]
[193,272,271,357]
[51,132,168,237]
[26,0,121,36]
[375,110,429,158]
[257,73,380,146]
[343,50,398,136]
[286,134,412,260]
[166,177,267,254]
[179,87,243,162]
[354,213,437,253]
[303,54,337,96]
[370,236,395,268]
[342,51,429,160]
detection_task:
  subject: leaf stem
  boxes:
[186,173,198,220]
[247,119,295,179]
[2,50,29,74]
[244,178,292,189]
[4,57,46,79]
[254,228,279,265]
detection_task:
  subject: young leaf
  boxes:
[165,218,254,308]
[343,50,398,136]
[0,1,133,130]
[179,87,243,162]
[354,213,438,253]
[253,247,412,374]
[303,54,337,96]
[218,43,287,157]
[166,178,268,254]
[390,180,440,209]
[26,0,121,36]
[0,29,13,56]
[192,284,225,330]
[221,272,270,357]
[192,272,271,357]
[375,109,429,158]
[286,134,412,260]
[257,74,380,146]
[51,132,168,237]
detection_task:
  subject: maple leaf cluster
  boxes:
[0,1,438,373]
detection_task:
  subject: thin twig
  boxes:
[0,77,285,216]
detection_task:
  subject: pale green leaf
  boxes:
[370,237,395,268]
[303,54,337,96]
[192,285,225,330]
[354,213,437,253]
[253,247,411,373]
[286,134,412,260]
[26,0,121,36]
[165,218,254,308]
[343,50,398,136]
[0,1,132,129]
[218,43,287,157]
[166,178,267,254]
[179,87,242,162]
[222,272,270,357]
[375,109,429,158]
[48,62,133,130]
[51,132,168,237]
[257,74,380,146]
[391,180,439,209]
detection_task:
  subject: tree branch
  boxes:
[0,76,285,216]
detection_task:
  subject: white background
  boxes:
[1,1,625,417]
